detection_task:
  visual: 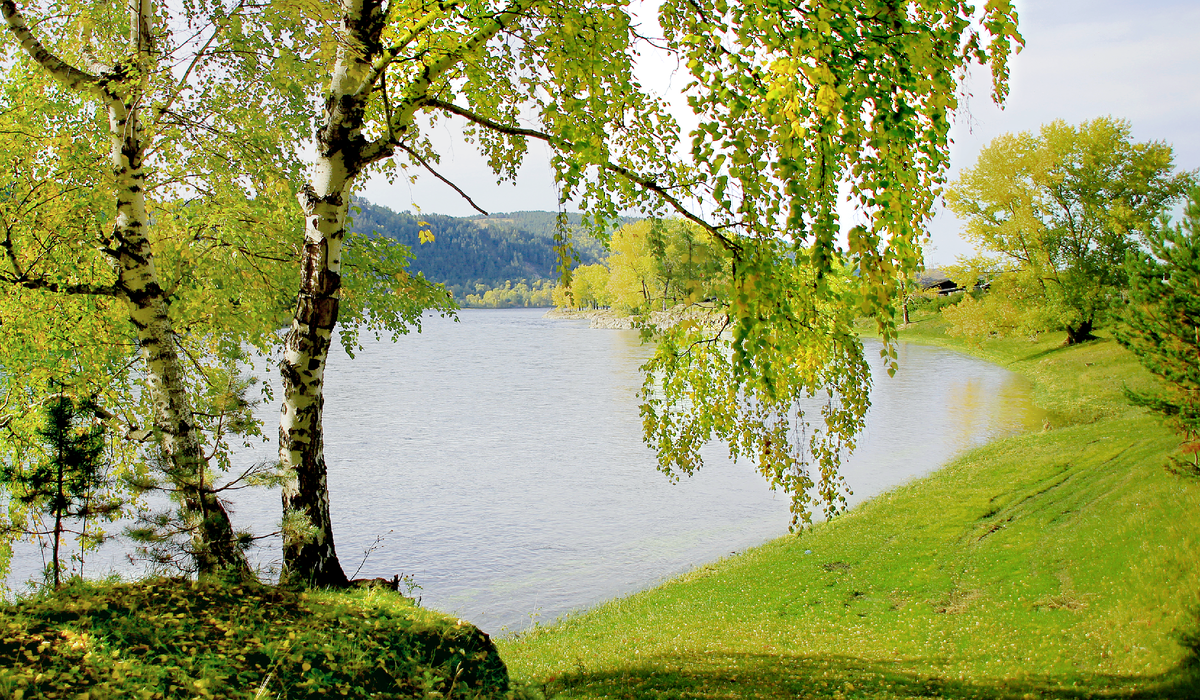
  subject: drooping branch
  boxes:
[424,98,742,255]
[396,142,488,216]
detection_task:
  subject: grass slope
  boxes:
[499,316,1200,699]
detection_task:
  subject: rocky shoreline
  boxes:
[542,307,635,329]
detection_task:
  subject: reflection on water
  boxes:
[949,378,986,453]
[841,341,1046,509]
[3,308,1045,634]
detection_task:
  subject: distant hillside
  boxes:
[347,201,617,300]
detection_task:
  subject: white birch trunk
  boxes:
[278,0,387,587]
[277,0,531,586]
[2,0,246,575]
[107,94,245,575]
[116,0,247,576]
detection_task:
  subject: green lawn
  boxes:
[498,316,1200,699]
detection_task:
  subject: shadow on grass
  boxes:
[1007,341,1078,365]
[541,651,1199,699]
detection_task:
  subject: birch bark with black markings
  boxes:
[1,0,246,575]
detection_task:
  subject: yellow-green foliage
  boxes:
[943,118,1193,344]
[940,271,1063,343]
[0,578,512,699]
[570,264,614,310]
[606,222,662,313]
[500,322,1200,699]
[551,283,573,309]
[555,221,728,313]
[607,221,729,314]
[464,280,556,308]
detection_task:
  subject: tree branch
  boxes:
[353,0,461,100]
[0,223,118,296]
[91,403,155,443]
[151,0,250,131]
[0,274,120,296]
[424,99,742,255]
[397,142,488,215]
[0,0,103,95]
[0,393,150,444]
[360,0,538,164]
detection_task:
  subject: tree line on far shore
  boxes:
[347,203,609,307]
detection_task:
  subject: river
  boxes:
[3,308,1045,634]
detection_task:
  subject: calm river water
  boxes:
[5,308,1046,634]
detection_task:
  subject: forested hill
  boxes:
[347,200,613,300]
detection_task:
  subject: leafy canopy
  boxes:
[636,0,1019,526]
[944,117,1194,344]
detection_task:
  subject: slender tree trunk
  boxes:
[53,458,63,588]
[279,184,353,587]
[2,0,247,576]
[108,100,247,576]
[79,481,90,581]
[279,0,387,587]
[103,1,246,577]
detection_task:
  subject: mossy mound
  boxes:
[0,577,511,699]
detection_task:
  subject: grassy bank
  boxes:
[498,314,1200,698]
[0,578,514,699]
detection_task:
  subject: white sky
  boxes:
[358,0,1200,267]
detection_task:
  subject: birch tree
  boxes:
[0,0,257,574]
[270,0,1021,584]
[0,0,343,576]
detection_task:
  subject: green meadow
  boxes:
[498,314,1200,699]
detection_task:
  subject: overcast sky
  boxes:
[358,0,1200,267]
